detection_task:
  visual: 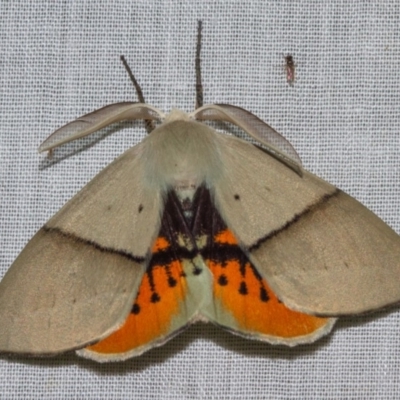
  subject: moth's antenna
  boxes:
[195,20,203,109]
[120,55,155,134]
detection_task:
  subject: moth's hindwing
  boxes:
[79,190,212,361]
[192,187,335,345]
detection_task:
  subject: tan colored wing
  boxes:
[0,142,162,354]
[213,133,400,316]
[46,142,161,260]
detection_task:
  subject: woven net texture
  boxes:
[1,1,400,399]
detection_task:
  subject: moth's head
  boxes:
[163,108,192,124]
[141,112,224,193]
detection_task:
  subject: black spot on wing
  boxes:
[167,277,177,287]
[218,274,228,286]
[151,293,161,303]
[132,303,140,314]
[260,287,269,302]
[239,281,248,295]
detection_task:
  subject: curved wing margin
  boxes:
[212,132,400,316]
[192,104,302,174]
[39,102,164,152]
[0,142,162,355]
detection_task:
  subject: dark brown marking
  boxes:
[181,198,192,211]
[138,204,143,213]
[163,263,178,287]
[42,225,145,263]
[248,189,341,251]
[218,274,228,286]
[151,244,196,266]
[260,287,269,302]
[193,267,203,275]
[191,185,214,235]
[239,281,248,295]
[167,277,177,287]
[146,269,157,295]
[151,293,161,303]
[132,303,140,314]
[239,260,246,277]
[234,194,240,200]
[201,243,245,266]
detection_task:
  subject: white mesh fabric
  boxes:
[1,1,400,399]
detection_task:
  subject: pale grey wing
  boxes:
[213,133,400,316]
[0,141,162,354]
[39,102,164,152]
[192,104,302,174]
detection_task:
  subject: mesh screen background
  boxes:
[1,1,400,399]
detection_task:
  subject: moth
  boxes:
[284,54,296,85]
[1,27,400,363]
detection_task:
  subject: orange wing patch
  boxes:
[86,236,187,356]
[208,229,329,340]
[83,189,209,360]
[85,185,333,359]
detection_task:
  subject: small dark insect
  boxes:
[284,55,296,85]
